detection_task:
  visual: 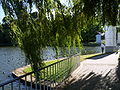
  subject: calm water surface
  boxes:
[0,47,26,83]
[0,46,59,84]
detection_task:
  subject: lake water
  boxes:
[0,47,26,83]
[0,46,101,84]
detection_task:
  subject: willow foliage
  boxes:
[0,0,82,73]
[0,0,119,73]
[82,0,120,26]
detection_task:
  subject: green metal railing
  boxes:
[0,53,80,90]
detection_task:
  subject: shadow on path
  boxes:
[60,55,120,90]
[63,70,120,90]
[87,53,113,60]
[116,59,120,81]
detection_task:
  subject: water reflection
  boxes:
[0,47,26,83]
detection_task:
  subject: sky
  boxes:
[0,0,68,23]
[0,5,5,23]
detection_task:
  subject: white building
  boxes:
[104,25,118,53]
[96,34,101,44]
[117,27,120,44]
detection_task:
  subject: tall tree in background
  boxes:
[0,16,14,46]
[82,0,119,26]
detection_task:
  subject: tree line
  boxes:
[0,16,15,46]
[0,15,103,46]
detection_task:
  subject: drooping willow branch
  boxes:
[0,0,119,75]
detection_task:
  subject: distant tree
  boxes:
[0,24,3,44]
[0,16,16,46]
[81,0,119,26]
[81,24,103,43]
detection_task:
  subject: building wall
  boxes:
[104,26,117,53]
[117,33,120,44]
[105,26,116,46]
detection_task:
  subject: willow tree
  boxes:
[0,0,82,75]
[0,0,119,73]
[81,0,120,26]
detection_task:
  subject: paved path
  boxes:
[63,53,120,90]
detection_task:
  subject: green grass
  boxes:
[24,53,101,73]
[80,53,101,61]
[24,58,73,82]
[24,59,62,73]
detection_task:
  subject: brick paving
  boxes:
[62,53,120,90]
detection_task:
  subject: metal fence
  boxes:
[0,54,80,90]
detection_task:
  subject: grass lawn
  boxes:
[80,53,102,61]
[24,53,101,73]
[24,59,62,73]
[24,58,73,82]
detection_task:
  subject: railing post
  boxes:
[46,67,49,90]
[11,82,13,90]
[43,69,46,90]
[35,78,37,90]
[18,80,21,90]
[2,86,4,90]
[50,65,52,90]
[30,74,32,90]
[38,73,41,90]
[25,76,27,90]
